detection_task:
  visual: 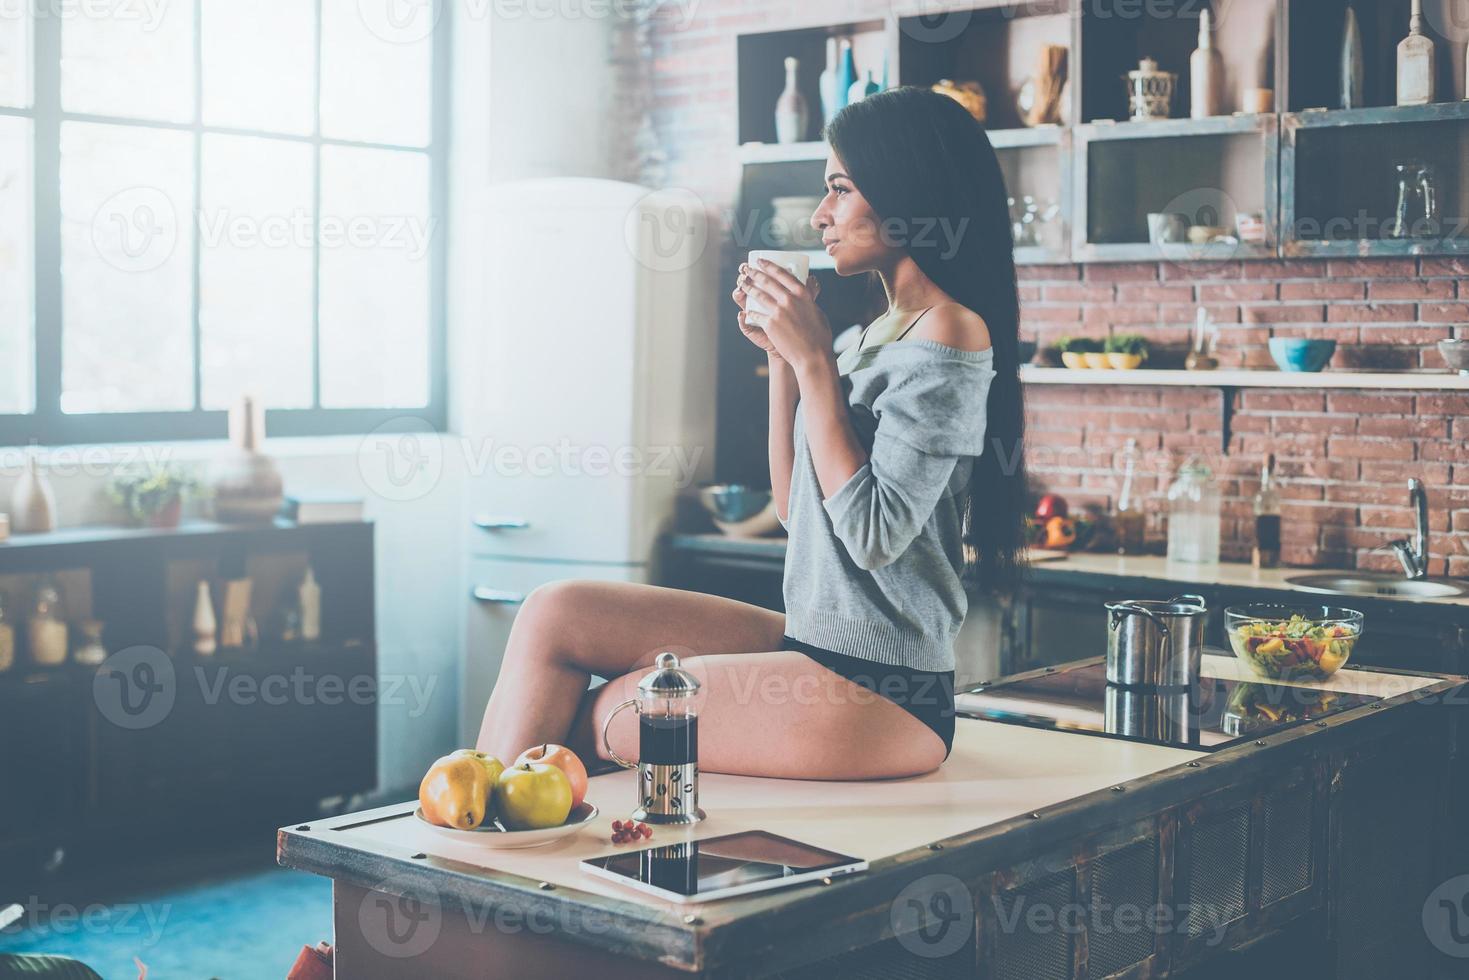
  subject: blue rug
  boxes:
[0,864,331,979]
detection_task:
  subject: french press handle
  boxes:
[600,699,640,770]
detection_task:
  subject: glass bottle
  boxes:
[1114,438,1146,555]
[1387,161,1425,239]
[28,579,68,667]
[73,620,108,667]
[1166,455,1221,564]
[0,594,14,673]
[1252,453,1281,569]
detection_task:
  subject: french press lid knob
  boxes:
[638,652,700,698]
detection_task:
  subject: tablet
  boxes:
[581,830,866,904]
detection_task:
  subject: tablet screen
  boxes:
[582,830,861,898]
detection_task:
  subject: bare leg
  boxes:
[475,580,787,762]
[591,652,948,780]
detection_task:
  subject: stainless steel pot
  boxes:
[1104,685,1197,746]
[1104,593,1207,689]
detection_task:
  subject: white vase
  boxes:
[10,454,56,534]
[774,56,808,144]
[210,395,284,523]
[818,37,841,127]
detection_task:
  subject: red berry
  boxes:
[611,820,624,832]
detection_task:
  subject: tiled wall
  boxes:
[642,1,1469,573]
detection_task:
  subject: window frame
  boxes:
[0,0,450,447]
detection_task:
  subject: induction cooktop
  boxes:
[954,659,1378,752]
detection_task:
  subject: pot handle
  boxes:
[1108,601,1171,636]
[601,698,640,770]
[1168,593,1207,609]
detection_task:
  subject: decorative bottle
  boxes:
[1341,4,1364,109]
[774,56,808,144]
[1397,0,1436,106]
[299,566,322,643]
[10,453,57,534]
[210,395,284,523]
[28,579,68,667]
[848,69,879,105]
[1190,8,1224,117]
[192,580,218,657]
[1252,453,1281,569]
[836,39,856,113]
[818,37,841,127]
[1114,438,1146,556]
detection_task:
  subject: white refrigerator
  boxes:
[455,178,716,744]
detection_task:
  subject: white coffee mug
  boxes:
[745,250,810,328]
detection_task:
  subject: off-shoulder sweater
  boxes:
[777,340,997,672]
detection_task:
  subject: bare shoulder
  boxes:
[912,303,992,352]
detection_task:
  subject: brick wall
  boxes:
[643,0,1469,573]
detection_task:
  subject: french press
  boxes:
[601,652,706,825]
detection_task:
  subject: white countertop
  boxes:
[1031,551,1469,608]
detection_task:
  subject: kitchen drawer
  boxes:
[459,556,646,745]
[464,471,672,564]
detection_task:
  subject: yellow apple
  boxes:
[495,761,573,830]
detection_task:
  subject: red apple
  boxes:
[515,743,588,809]
[1034,493,1069,520]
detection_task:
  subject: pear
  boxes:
[418,749,505,830]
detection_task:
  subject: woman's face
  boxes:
[810,152,895,276]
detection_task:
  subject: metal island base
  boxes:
[277,659,1468,979]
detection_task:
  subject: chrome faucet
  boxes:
[1387,478,1430,579]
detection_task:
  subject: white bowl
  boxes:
[413,802,599,848]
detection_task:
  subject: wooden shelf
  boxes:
[1020,367,1469,390]
[738,141,829,165]
[1077,113,1278,141]
[988,126,1063,149]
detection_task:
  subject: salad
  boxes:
[1227,610,1361,680]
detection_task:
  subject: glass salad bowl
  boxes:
[1225,604,1364,681]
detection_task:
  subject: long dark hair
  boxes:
[825,86,1027,592]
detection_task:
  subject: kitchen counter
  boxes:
[668,533,1469,608]
[278,659,1466,978]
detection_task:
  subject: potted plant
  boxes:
[106,464,203,529]
[1104,333,1150,370]
[1054,336,1105,369]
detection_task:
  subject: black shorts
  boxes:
[782,635,956,760]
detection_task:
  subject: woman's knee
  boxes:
[502,579,590,661]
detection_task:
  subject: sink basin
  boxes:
[1284,573,1469,599]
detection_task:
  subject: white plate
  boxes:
[413,802,599,849]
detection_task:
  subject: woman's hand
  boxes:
[739,259,829,372]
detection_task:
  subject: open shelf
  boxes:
[1074,115,1278,262]
[897,2,1072,131]
[1283,0,1468,113]
[1020,367,1469,390]
[1080,0,1279,122]
[1281,101,1469,257]
[736,19,890,146]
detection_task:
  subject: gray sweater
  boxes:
[778,339,997,672]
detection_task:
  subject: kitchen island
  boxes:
[277,657,1466,979]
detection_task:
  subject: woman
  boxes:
[477,87,1026,779]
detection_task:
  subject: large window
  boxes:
[0,0,447,444]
